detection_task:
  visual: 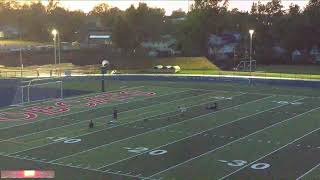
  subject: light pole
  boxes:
[52,29,58,74]
[19,30,23,78]
[249,29,254,73]
[57,32,61,77]
[58,31,60,66]
[101,60,109,92]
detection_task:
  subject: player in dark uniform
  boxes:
[89,120,94,128]
[111,107,118,124]
[206,102,218,110]
[213,102,218,110]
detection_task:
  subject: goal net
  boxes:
[235,60,256,71]
[11,78,63,106]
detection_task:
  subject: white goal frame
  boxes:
[16,79,63,105]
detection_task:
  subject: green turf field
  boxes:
[1,80,320,179]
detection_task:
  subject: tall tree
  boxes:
[89,3,122,29]
[171,9,186,18]
[193,0,228,9]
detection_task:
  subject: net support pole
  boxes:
[27,85,30,103]
[60,81,63,99]
[21,86,24,105]
[101,66,107,92]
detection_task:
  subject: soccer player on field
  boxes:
[213,102,218,110]
[89,120,94,128]
[111,107,118,124]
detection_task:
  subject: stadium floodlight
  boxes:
[249,29,255,73]
[102,60,110,67]
[101,59,109,92]
[51,29,58,36]
[249,29,254,35]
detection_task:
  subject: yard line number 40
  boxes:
[47,137,82,144]
[272,101,303,105]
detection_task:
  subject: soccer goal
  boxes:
[235,60,256,71]
[11,78,63,106]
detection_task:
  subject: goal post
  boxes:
[235,60,256,71]
[11,79,63,106]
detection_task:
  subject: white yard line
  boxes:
[96,96,283,170]
[9,93,248,156]
[219,114,320,179]
[49,93,273,164]
[148,99,318,179]
[296,163,320,180]
[4,90,218,143]
[0,86,189,130]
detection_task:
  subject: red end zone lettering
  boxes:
[83,90,156,107]
[0,90,156,122]
[24,103,70,116]
[0,111,37,122]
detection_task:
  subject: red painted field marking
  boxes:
[0,90,156,122]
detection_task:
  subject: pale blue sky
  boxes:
[40,1,308,15]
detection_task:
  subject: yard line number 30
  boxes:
[124,147,168,156]
[218,159,270,170]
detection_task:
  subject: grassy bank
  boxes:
[1,57,320,80]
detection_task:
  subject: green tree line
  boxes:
[0,0,319,64]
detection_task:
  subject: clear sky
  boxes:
[41,0,309,15]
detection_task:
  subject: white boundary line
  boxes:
[296,163,320,180]
[9,93,249,156]
[148,99,319,179]
[0,86,189,130]
[4,90,220,143]
[96,95,287,170]
[219,113,320,180]
[50,94,273,164]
